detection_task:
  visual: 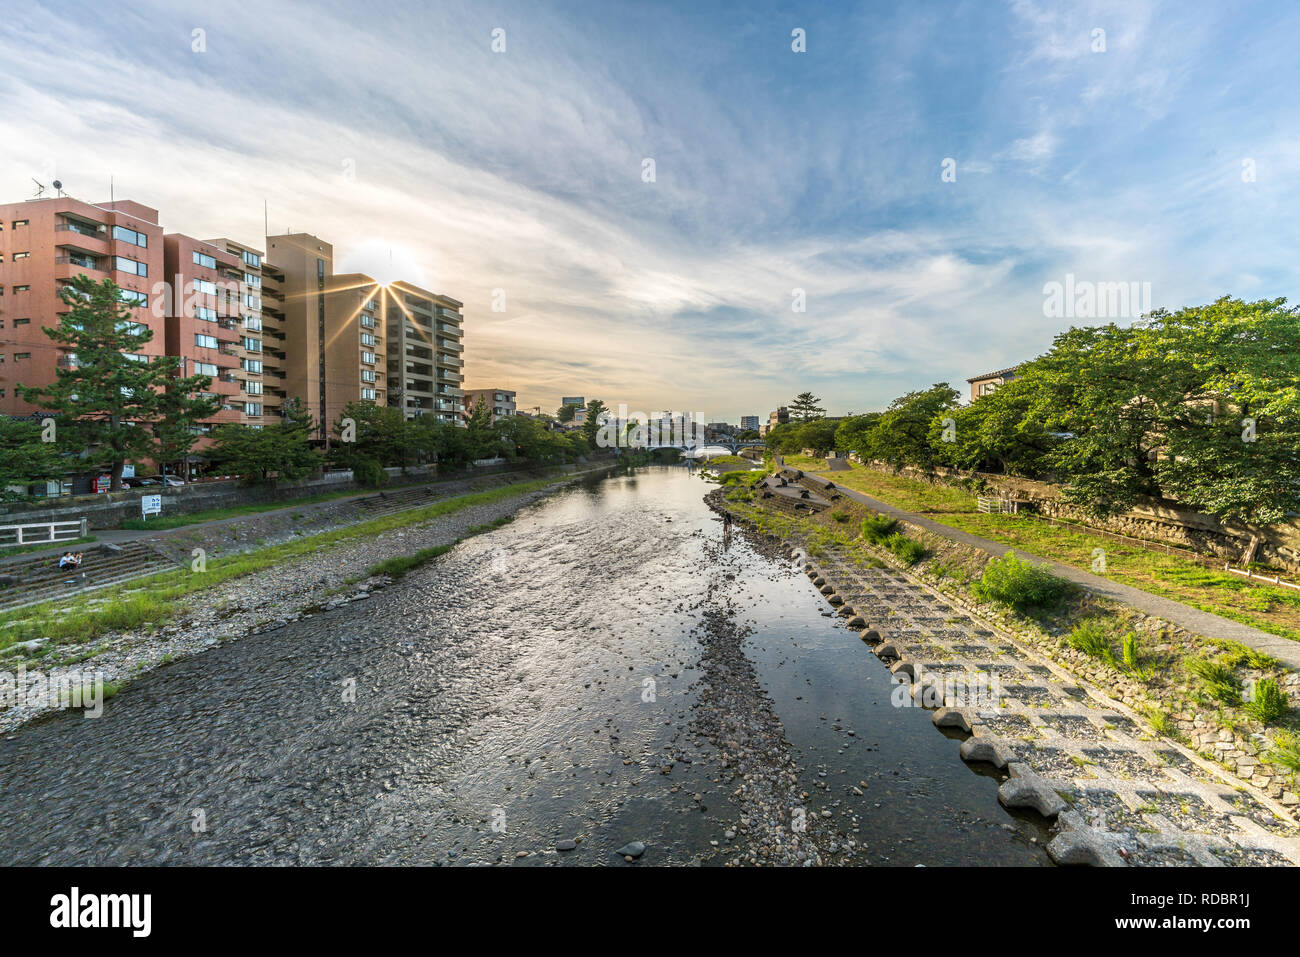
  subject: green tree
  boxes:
[556,403,577,423]
[0,418,64,499]
[789,391,826,422]
[330,402,417,473]
[208,398,322,483]
[872,383,959,471]
[933,375,1058,476]
[833,413,882,457]
[17,275,215,491]
[153,377,223,480]
[582,399,607,448]
[464,397,497,459]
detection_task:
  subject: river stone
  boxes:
[932,707,970,732]
[998,764,1066,818]
[827,594,843,606]
[959,735,1008,768]
[819,584,834,595]
[860,629,882,644]
[615,841,646,858]
[556,839,577,852]
[876,642,900,659]
[846,615,866,629]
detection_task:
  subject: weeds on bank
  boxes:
[971,550,1074,614]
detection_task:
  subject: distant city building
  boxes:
[740,415,759,432]
[760,407,789,435]
[561,396,585,407]
[966,365,1021,402]
[463,387,516,423]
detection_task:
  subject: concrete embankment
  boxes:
[709,488,1300,868]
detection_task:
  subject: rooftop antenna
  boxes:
[263,199,268,241]
[31,178,45,198]
[53,179,63,197]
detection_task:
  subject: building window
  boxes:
[12,219,28,227]
[360,314,375,329]
[241,337,261,352]
[244,316,262,331]
[115,256,147,277]
[112,225,148,247]
[195,333,218,349]
[361,388,376,400]
[119,288,149,307]
[192,278,217,296]
[195,306,218,321]
[245,380,263,395]
[360,332,376,346]
[242,250,261,268]
[193,250,217,269]
[361,369,376,383]
[245,403,262,416]
[15,352,31,360]
[14,317,29,325]
[362,351,375,365]
[243,272,261,288]
[13,285,28,292]
[193,362,218,376]
[13,251,28,260]
[241,358,262,373]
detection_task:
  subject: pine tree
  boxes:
[789,392,826,422]
[17,275,217,491]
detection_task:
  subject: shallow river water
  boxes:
[0,467,1048,865]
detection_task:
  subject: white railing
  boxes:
[977,496,1018,515]
[1224,564,1300,592]
[0,518,89,548]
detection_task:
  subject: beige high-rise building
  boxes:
[462,388,515,423]
[384,280,464,424]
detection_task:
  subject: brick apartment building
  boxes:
[462,387,515,423]
[0,192,466,473]
[0,195,164,414]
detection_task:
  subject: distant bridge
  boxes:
[634,441,766,456]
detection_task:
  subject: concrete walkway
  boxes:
[801,472,1300,670]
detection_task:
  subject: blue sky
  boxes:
[4,0,1300,420]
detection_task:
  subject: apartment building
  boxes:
[740,415,759,432]
[462,388,515,423]
[385,280,464,424]
[0,195,163,415]
[264,233,390,440]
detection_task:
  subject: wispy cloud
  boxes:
[3,0,1299,419]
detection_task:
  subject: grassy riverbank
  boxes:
[0,473,572,652]
[808,460,1300,643]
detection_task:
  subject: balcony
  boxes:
[56,221,107,241]
[437,354,463,369]
[55,254,104,272]
[437,370,463,384]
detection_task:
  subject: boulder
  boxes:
[959,735,1007,769]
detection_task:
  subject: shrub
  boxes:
[971,551,1072,612]
[1244,678,1289,724]
[352,457,387,486]
[1185,657,1241,706]
[861,514,898,543]
[831,511,851,524]
[885,532,926,566]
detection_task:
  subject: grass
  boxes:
[1243,678,1290,724]
[366,544,455,578]
[0,473,567,652]
[780,453,835,471]
[1185,656,1243,706]
[699,455,757,471]
[809,460,1300,642]
[1068,619,1116,663]
[1267,730,1300,777]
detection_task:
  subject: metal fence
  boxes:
[0,518,89,548]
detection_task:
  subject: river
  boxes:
[0,466,1048,866]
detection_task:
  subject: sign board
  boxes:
[95,474,111,494]
[141,494,163,518]
[122,464,136,479]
